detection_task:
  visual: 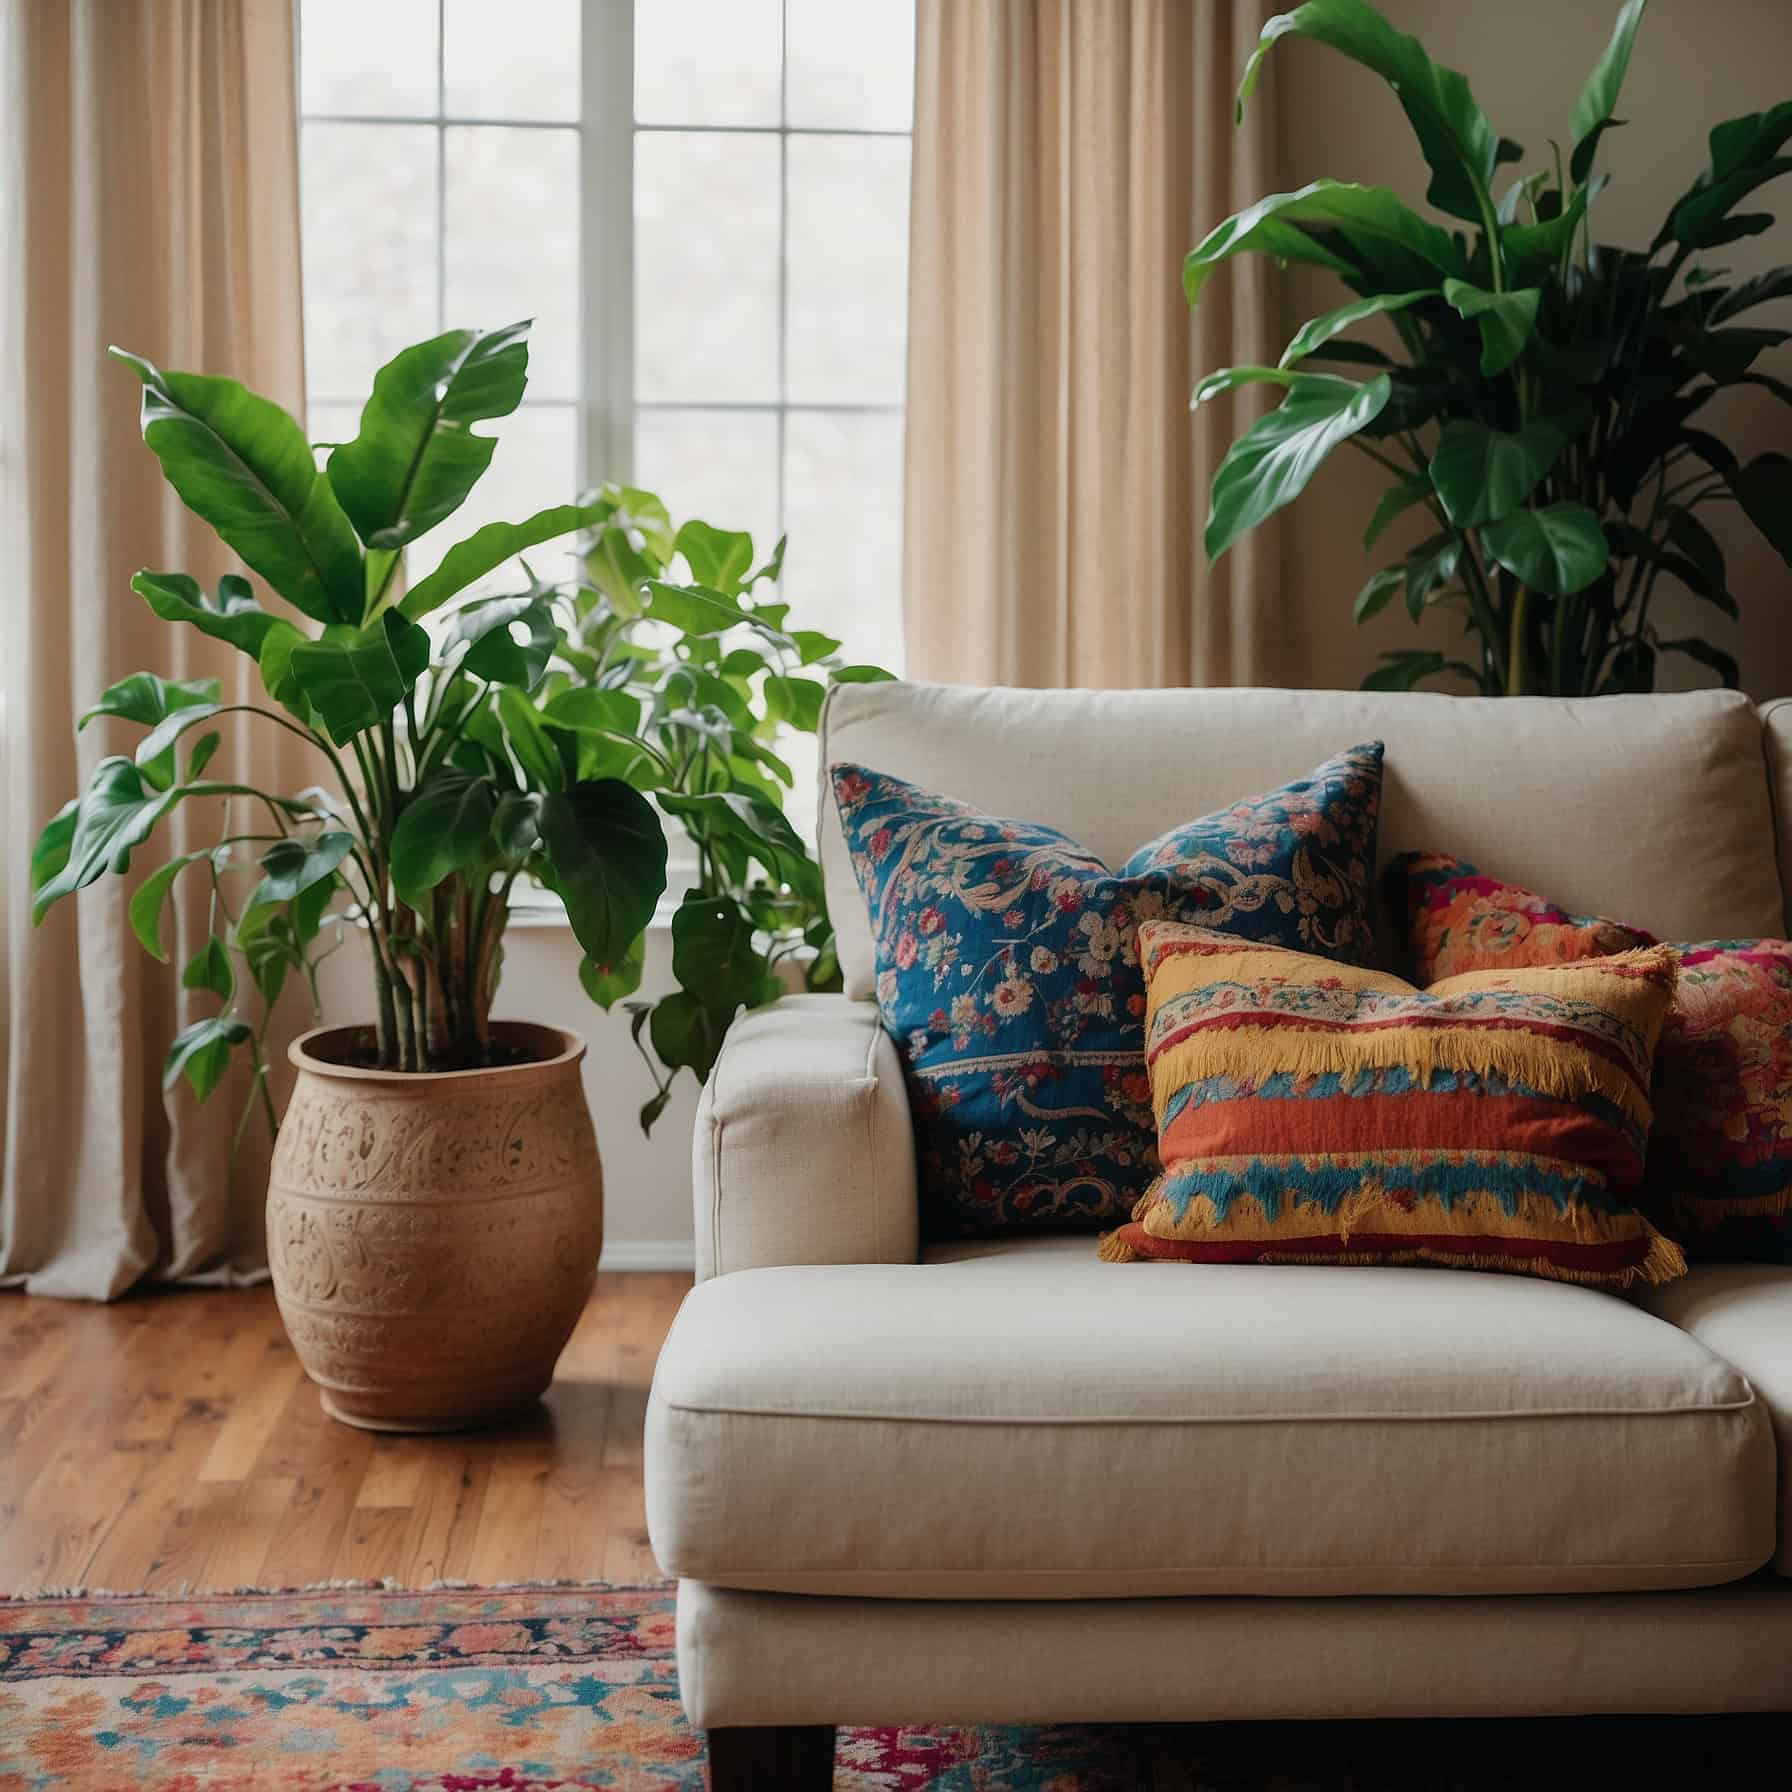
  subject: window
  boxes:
[297,0,913,678]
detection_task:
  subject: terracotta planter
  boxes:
[267,1022,604,1433]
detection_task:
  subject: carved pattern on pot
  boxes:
[267,1024,604,1433]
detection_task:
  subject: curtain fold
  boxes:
[902,0,1283,689]
[0,0,309,1298]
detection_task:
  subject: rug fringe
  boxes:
[0,1576,671,1604]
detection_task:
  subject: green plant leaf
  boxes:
[129,852,206,960]
[1665,102,1792,247]
[763,675,826,733]
[31,758,182,921]
[255,830,353,903]
[1569,0,1647,180]
[1364,473,1433,547]
[109,348,362,625]
[1354,652,1469,691]
[674,520,754,596]
[289,620,413,745]
[1480,503,1610,596]
[1658,635,1740,688]
[491,789,542,861]
[326,323,530,555]
[1731,452,1792,566]
[1185,179,1464,308]
[163,1014,252,1101]
[80,673,223,792]
[830,664,897,684]
[496,685,568,790]
[644,580,744,635]
[1708,267,1792,322]
[1501,183,1595,281]
[658,789,814,893]
[1403,533,1463,619]
[29,799,80,901]
[579,932,645,1008]
[132,571,281,658]
[1279,290,1438,369]
[670,892,769,1019]
[400,500,610,619]
[447,591,558,689]
[584,520,655,619]
[1352,565,1405,622]
[1236,1,1498,224]
[390,773,497,906]
[1442,279,1542,376]
[80,672,220,732]
[1428,419,1564,527]
[536,778,669,966]
[1192,365,1299,407]
[789,629,843,665]
[1204,373,1393,564]
[646,988,725,1081]
[181,936,235,1001]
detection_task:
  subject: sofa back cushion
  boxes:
[819,684,1785,1000]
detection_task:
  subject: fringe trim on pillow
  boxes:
[1664,1185,1792,1223]
[1096,1231,1141,1262]
[1155,1016,1661,1133]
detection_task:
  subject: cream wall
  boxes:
[1266,0,1792,697]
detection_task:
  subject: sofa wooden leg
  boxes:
[706,1723,836,1789]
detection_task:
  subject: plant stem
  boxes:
[1507,588,1530,695]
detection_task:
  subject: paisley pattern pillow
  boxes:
[1389,851,1792,1263]
[829,745,1383,1238]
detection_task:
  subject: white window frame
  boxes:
[301,0,912,538]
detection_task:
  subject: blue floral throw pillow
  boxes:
[830,744,1384,1238]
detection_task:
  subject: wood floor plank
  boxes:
[401,1445,493,1586]
[253,1374,378,1589]
[202,1477,299,1589]
[0,1270,691,1591]
[198,1319,306,1483]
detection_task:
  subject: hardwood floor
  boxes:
[0,1272,691,1594]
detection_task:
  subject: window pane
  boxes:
[634,0,782,128]
[307,402,362,463]
[782,409,905,673]
[300,0,439,117]
[301,123,439,401]
[634,409,780,561]
[405,404,582,596]
[634,133,779,404]
[784,0,915,131]
[445,126,581,401]
[443,0,580,121]
[786,136,909,405]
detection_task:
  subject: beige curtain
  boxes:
[902,0,1283,688]
[0,0,310,1298]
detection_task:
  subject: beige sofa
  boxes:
[645,683,1792,1786]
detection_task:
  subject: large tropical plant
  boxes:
[31,323,668,1154]
[562,492,893,1130]
[1190,0,1792,696]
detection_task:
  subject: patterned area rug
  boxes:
[0,1582,1782,1791]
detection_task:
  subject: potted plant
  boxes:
[1188,0,1792,695]
[555,492,893,1130]
[31,322,669,1431]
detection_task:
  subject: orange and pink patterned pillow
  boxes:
[1101,923,1683,1290]
[1389,851,1792,1263]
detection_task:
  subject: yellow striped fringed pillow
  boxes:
[1099,922,1686,1290]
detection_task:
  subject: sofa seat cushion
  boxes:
[645,1240,1775,1598]
[1639,1263,1792,1576]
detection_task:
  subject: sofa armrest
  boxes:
[692,994,919,1280]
